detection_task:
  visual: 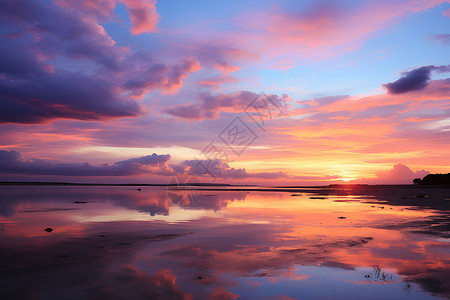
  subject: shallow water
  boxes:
[0,185,449,299]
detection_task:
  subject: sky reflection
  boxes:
[0,186,448,299]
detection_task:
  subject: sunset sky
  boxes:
[0,0,449,185]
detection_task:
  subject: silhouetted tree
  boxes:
[413,173,450,185]
[413,178,422,185]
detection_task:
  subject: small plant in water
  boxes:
[401,279,413,294]
[372,263,381,278]
[371,263,393,281]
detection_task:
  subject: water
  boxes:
[0,185,448,299]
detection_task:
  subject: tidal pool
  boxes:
[0,185,448,299]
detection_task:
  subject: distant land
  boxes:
[0,182,234,186]
[1,174,450,187]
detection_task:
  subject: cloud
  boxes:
[443,8,450,17]
[0,0,125,70]
[214,61,241,75]
[0,150,171,176]
[180,159,337,181]
[354,164,430,184]
[383,65,450,94]
[163,57,202,93]
[209,287,239,300]
[123,0,160,35]
[164,91,291,120]
[171,43,257,82]
[54,0,160,35]
[123,56,201,97]
[0,150,331,182]
[233,0,446,61]
[430,34,450,46]
[374,164,430,183]
[0,71,142,124]
[0,0,197,124]
[198,76,239,90]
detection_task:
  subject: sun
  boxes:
[339,170,357,182]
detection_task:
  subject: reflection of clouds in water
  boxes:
[160,238,373,278]
[0,186,449,298]
[0,187,248,218]
[0,228,191,299]
[96,266,191,300]
[167,191,247,211]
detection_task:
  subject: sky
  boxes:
[0,0,449,185]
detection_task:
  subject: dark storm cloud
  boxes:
[383,65,450,94]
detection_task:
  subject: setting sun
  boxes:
[0,1,449,299]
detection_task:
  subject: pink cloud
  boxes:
[122,0,160,35]
[361,164,430,184]
[0,0,200,124]
[198,76,239,90]
[164,91,291,120]
[55,0,117,20]
[232,0,447,61]
[163,57,201,93]
[122,57,201,97]
[209,287,239,300]
[314,78,450,114]
[55,0,160,35]
[214,61,241,75]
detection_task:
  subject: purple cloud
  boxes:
[430,34,450,46]
[124,57,201,96]
[0,150,171,176]
[0,71,142,124]
[0,0,198,124]
[180,159,335,180]
[383,65,450,94]
[182,158,289,179]
[164,91,291,120]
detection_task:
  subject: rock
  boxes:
[44,227,53,232]
[291,194,302,196]
[337,216,346,219]
[137,188,142,191]
[74,201,87,204]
